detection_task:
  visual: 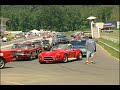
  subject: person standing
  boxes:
[86,35,96,64]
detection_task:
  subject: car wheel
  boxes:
[94,46,96,52]
[76,53,82,60]
[29,53,33,60]
[0,58,5,69]
[62,54,68,63]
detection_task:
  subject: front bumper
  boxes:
[39,57,61,63]
[15,54,30,59]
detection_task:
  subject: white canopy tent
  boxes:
[29,29,40,35]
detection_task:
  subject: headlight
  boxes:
[0,53,4,56]
[56,54,60,60]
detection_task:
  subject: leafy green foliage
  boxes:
[1,5,119,32]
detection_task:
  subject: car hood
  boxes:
[41,50,65,56]
[11,48,31,52]
[73,45,86,49]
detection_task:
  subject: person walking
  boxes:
[86,35,96,64]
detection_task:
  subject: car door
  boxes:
[68,45,75,58]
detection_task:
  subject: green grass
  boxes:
[97,38,119,50]
[65,31,119,59]
[65,31,74,35]
[97,41,119,59]
[101,30,119,40]
[65,30,91,36]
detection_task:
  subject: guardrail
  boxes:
[98,40,119,52]
[100,36,119,43]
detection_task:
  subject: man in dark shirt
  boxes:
[86,35,96,64]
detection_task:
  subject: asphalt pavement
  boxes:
[0,44,119,85]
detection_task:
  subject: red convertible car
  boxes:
[0,50,14,69]
[38,44,82,63]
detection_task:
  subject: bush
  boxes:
[6,35,14,41]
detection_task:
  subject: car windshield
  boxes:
[58,35,66,38]
[20,44,32,48]
[70,40,86,46]
[51,44,68,50]
[32,41,39,45]
[11,44,22,49]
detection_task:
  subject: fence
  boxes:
[100,36,119,43]
[98,40,119,52]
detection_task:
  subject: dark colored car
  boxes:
[57,35,69,44]
[32,40,44,52]
[42,40,51,51]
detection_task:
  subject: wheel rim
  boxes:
[30,55,33,60]
[0,59,5,68]
[79,53,82,59]
[63,55,68,62]
[77,53,82,60]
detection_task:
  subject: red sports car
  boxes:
[0,50,15,69]
[38,44,82,63]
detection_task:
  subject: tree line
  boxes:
[1,5,119,32]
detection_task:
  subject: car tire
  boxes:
[94,46,96,52]
[0,58,5,69]
[29,53,33,60]
[62,54,68,63]
[76,53,82,60]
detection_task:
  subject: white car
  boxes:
[1,37,7,42]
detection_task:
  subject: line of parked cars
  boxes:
[0,31,96,69]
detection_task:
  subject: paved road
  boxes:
[0,44,119,85]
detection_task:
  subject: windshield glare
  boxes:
[51,44,68,50]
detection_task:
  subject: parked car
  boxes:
[70,39,87,56]
[57,35,69,44]
[0,50,15,69]
[1,36,7,42]
[38,44,82,64]
[11,41,42,60]
[32,40,44,52]
[70,39,96,56]
[42,40,52,51]
[11,43,23,49]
